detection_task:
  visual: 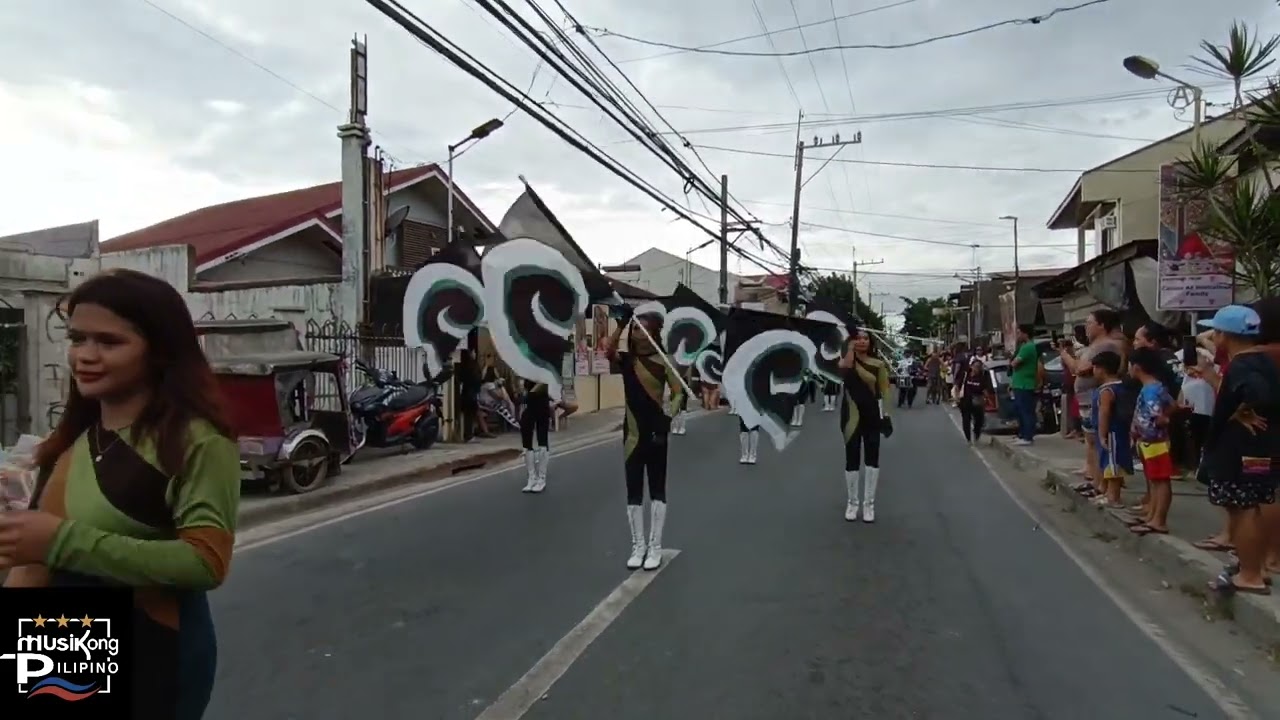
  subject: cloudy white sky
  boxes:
[2,0,1277,315]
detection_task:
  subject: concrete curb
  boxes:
[987,437,1280,649]
[239,421,625,530]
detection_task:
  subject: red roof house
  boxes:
[102,164,497,282]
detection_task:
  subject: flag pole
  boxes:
[629,317,696,400]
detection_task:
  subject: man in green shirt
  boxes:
[1010,324,1040,445]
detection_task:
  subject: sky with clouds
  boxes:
[2,0,1277,316]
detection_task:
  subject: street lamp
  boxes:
[447,118,505,244]
[1123,55,1203,142]
[999,215,1019,328]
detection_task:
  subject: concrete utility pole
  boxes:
[850,248,883,316]
[999,215,1020,326]
[788,113,864,316]
[338,35,371,334]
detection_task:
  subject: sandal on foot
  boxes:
[1122,516,1148,527]
[1210,572,1272,595]
[1193,538,1234,552]
[1129,524,1168,535]
[1223,564,1274,585]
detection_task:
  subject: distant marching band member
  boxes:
[738,416,759,465]
[838,330,894,522]
[822,377,840,412]
[518,380,552,493]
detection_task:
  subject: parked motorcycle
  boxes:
[349,359,448,451]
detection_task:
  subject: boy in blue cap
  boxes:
[1196,305,1280,595]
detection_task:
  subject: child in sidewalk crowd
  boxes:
[1178,349,1216,470]
[1092,350,1132,508]
[1127,347,1176,535]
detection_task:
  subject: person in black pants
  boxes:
[456,350,485,441]
[957,356,994,443]
[519,380,552,493]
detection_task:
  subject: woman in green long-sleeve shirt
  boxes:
[0,268,240,720]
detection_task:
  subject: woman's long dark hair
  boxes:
[35,269,231,477]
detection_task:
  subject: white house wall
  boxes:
[607,248,738,306]
[0,246,343,438]
[197,227,340,283]
[386,186,447,226]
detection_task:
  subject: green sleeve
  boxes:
[46,434,241,590]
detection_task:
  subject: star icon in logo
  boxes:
[32,616,46,628]
[78,616,93,627]
[55,615,70,628]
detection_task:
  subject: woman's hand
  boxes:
[1232,406,1268,435]
[0,511,63,569]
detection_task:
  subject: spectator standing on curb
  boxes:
[1253,298,1280,578]
[1061,309,1125,498]
[1126,347,1177,536]
[1009,324,1040,446]
[1195,305,1280,596]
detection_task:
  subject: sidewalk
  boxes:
[238,407,631,529]
[984,429,1280,650]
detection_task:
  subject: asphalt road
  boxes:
[206,402,1232,720]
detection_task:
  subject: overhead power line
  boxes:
[611,0,919,63]
[695,144,1153,173]
[363,0,723,237]
[591,0,1110,57]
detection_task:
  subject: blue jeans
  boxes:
[1013,389,1037,441]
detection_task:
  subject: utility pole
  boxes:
[719,174,729,305]
[850,249,883,316]
[788,113,863,315]
[338,35,370,336]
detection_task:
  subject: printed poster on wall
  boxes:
[574,315,590,375]
[1157,162,1234,311]
[591,304,611,374]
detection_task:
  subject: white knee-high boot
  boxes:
[521,450,537,492]
[844,470,860,521]
[626,505,646,569]
[643,500,667,570]
[747,430,759,464]
[862,466,880,523]
[738,432,750,463]
[531,447,549,492]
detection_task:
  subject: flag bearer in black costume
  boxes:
[791,373,815,427]
[604,306,686,571]
[519,380,552,493]
[822,377,839,412]
[838,329,894,522]
[738,415,759,465]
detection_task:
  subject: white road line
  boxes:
[235,435,618,552]
[474,550,681,720]
[946,412,1257,720]
[236,412,719,553]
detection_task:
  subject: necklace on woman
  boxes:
[93,425,121,462]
